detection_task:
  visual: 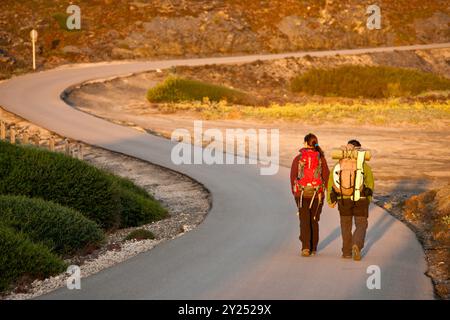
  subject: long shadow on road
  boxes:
[363,210,396,257]
[318,226,341,251]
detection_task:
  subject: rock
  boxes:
[278,15,327,49]
[130,1,150,9]
[0,49,16,65]
[111,47,135,59]
[0,31,11,46]
[61,46,82,54]
[105,30,120,40]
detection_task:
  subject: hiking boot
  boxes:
[310,251,317,256]
[352,245,361,261]
[341,254,352,259]
[301,249,310,257]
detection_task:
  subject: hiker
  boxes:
[290,133,330,257]
[327,139,374,261]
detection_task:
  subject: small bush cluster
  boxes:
[147,76,256,105]
[124,229,155,241]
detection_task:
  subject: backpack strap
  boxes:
[309,188,317,209]
[299,188,304,208]
[352,150,366,201]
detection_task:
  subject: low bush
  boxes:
[0,224,66,292]
[124,229,155,241]
[0,195,104,255]
[291,65,450,98]
[147,76,256,105]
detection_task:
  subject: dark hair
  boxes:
[347,139,362,147]
[304,133,324,157]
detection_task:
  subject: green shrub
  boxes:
[0,142,168,230]
[124,229,155,241]
[104,172,168,226]
[0,195,104,255]
[291,65,450,98]
[52,12,69,31]
[147,76,256,105]
[117,187,167,227]
[0,224,66,292]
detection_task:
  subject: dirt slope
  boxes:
[1,0,449,79]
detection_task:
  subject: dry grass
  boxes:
[151,99,450,126]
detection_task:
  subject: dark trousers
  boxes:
[337,199,369,255]
[296,197,323,251]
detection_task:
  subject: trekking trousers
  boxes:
[296,196,323,252]
[337,198,369,256]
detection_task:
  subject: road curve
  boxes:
[1,43,446,299]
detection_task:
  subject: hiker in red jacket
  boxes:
[290,133,330,257]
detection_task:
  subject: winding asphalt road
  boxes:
[1,43,447,299]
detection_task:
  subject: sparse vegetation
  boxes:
[124,229,155,241]
[291,66,450,98]
[147,76,257,105]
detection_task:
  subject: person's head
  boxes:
[304,133,324,157]
[347,139,362,148]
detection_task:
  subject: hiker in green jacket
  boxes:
[327,139,374,261]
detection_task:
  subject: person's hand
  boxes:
[329,202,337,208]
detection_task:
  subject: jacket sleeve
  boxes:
[363,163,374,202]
[290,155,299,194]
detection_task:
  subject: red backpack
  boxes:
[294,148,324,207]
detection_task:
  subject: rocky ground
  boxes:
[375,185,450,299]
[0,107,210,300]
[1,0,449,79]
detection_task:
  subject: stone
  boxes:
[111,47,135,59]
[61,46,82,54]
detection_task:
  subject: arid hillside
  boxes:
[1,0,449,79]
